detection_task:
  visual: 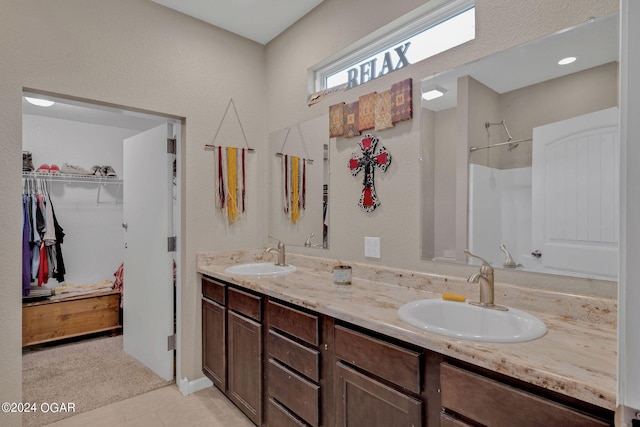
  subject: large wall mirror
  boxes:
[268,115,329,248]
[421,12,619,280]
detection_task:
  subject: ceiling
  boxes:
[22,94,171,131]
[149,0,324,45]
[421,13,619,111]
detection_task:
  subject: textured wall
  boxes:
[0,0,266,420]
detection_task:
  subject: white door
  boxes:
[532,107,619,278]
[122,123,175,381]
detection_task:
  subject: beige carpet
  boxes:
[22,335,173,427]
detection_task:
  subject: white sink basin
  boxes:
[225,262,296,277]
[398,299,547,343]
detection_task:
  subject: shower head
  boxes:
[507,142,519,151]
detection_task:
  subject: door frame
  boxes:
[20,90,184,385]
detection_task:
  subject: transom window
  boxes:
[310,0,475,94]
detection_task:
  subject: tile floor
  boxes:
[46,385,254,427]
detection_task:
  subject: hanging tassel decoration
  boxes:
[291,156,300,223]
[241,148,246,212]
[281,154,307,224]
[302,159,306,210]
[226,147,238,224]
[213,145,246,225]
[216,146,225,209]
[283,155,289,214]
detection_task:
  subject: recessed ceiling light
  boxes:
[558,56,577,65]
[422,86,446,101]
[25,96,55,107]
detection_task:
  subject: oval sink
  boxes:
[398,299,547,343]
[225,262,296,277]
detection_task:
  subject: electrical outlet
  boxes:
[364,237,381,258]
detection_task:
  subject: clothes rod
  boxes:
[469,137,532,152]
[275,152,314,164]
[204,144,254,152]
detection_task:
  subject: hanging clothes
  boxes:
[22,195,31,296]
[49,196,66,282]
[22,177,67,294]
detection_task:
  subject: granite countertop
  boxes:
[197,249,617,411]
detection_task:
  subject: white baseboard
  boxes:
[177,376,213,396]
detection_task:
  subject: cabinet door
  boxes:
[334,361,422,427]
[228,311,263,425]
[202,298,226,391]
[440,412,472,427]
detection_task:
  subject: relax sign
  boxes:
[346,42,411,89]
[311,5,474,104]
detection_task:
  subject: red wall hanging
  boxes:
[348,134,392,212]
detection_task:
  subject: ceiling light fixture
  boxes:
[558,56,577,65]
[25,96,55,107]
[422,86,446,101]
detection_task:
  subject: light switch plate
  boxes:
[364,237,381,258]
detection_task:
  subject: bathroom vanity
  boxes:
[198,250,616,426]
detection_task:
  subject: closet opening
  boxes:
[21,90,182,386]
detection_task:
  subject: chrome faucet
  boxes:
[464,249,508,311]
[500,244,517,268]
[266,235,287,266]
[304,232,315,247]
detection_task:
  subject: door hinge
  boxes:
[168,236,176,252]
[167,334,176,351]
[167,138,177,155]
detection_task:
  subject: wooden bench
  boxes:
[22,290,121,347]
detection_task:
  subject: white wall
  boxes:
[619,0,640,421]
[23,115,131,286]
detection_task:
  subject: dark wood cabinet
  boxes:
[202,276,226,390]
[265,300,325,427]
[201,274,614,427]
[439,363,611,427]
[201,277,263,425]
[334,361,422,427]
[228,310,262,425]
[333,324,424,427]
[202,297,226,390]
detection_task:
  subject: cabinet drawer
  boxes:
[267,300,319,346]
[228,287,261,321]
[334,325,421,394]
[440,363,609,427]
[202,276,225,305]
[268,398,310,427]
[268,359,319,427]
[268,330,320,382]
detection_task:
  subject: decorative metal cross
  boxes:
[348,134,392,212]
